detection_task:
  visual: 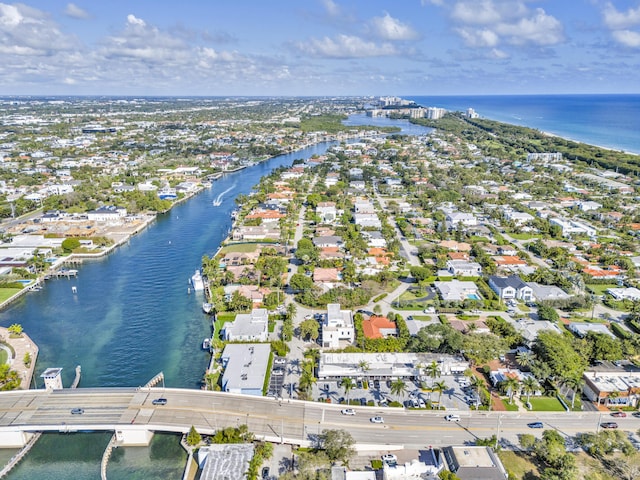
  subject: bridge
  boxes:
[0,387,635,450]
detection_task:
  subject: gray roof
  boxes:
[221,343,270,394]
[489,275,527,290]
[198,444,255,480]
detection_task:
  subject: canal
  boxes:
[0,116,432,479]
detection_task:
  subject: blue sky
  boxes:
[0,0,639,96]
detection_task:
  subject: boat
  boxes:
[202,302,214,314]
[230,209,239,219]
[190,270,205,291]
[202,338,211,350]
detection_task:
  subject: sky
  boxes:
[0,0,639,96]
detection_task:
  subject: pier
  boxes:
[46,269,78,279]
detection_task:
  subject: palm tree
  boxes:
[358,360,370,376]
[286,302,297,320]
[432,380,447,405]
[390,379,407,399]
[341,377,355,404]
[501,377,521,404]
[521,376,539,406]
[516,351,535,371]
[426,361,441,387]
[562,376,583,410]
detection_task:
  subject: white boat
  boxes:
[202,338,211,350]
[190,270,205,291]
[202,302,213,314]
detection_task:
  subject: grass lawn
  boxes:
[503,401,519,412]
[497,451,540,480]
[214,313,236,337]
[219,243,259,254]
[0,349,8,365]
[412,315,432,321]
[586,284,618,296]
[0,288,21,303]
[529,396,566,411]
[508,232,540,240]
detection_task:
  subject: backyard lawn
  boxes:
[0,288,21,303]
[586,284,618,296]
[497,451,540,480]
[528,396,566,411]
[219,243,259,254]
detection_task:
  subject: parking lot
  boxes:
[312,375,479,411]
[267,357,287,398]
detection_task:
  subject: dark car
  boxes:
[152,398,168,406]
[373,379,380,389]
[357,380,363,389]
[611,411,627,418]
[632,412,640,418]
[262,466,270,479]
[601,422,618,429]
[527,422,544,429]
[70,408,84,415]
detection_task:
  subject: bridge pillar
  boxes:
[115,428,154,446]
[0,430,33,448]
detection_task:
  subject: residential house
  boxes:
[312,236,343,248]
[569,322,616,339]
[314,268,341,284]
[445,211,477,229]
[321,303,355,349]
[526,282,570,302]
[317,202,337,223]
[434,280,480,302]
[607,287,640,301]
[488,275,533,301]
[222,308,269,342]
[362,315,397,339]
[446,260,482,277]
[441,446,508,480]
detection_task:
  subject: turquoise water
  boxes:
[407,94,640,154]
[466,294,481,301]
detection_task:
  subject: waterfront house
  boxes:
[222,308,269,342]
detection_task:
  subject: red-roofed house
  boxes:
[362,316,397,339]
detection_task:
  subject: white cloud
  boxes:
[296,34,397,58]
[612,29,640,47]
[435,1,563,49]
[456,27,499,47]
[496,8,564,46]
[603,2,640,30]
[0,3,77,55]
[65,3,89,20]
[602,3,640,48]
[369,12,419,41]
[321,0,340,17]
[490,48,508,59]
[126,14,146,27]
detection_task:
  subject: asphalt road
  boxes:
[0,388,636,449]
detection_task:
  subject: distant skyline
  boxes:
[0,1,639,96]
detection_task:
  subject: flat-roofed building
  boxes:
[441,446,508,480]
[220,343,270,396]
[583,361,640,408]
[322,303,354,349]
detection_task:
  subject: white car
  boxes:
[341,408,356,416]
[370,416,384,424]
[445,414,460,422]
[381,454,397,464]
[417,398,426,409]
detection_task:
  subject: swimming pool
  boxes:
[16,280,32,286]
[466,293,481,300]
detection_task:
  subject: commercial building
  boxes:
[582,361,640,408]
[220,343,270,396]
[441,446,508,480]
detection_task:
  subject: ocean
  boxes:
[406,94,640,155]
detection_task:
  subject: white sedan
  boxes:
[370,416,384,424]
[341,408,356,416]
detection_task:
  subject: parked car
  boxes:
[381,454,397,464]
[527,422,544,429]
[274,357,286,365]
[341,408,356,415]
[445,414,461,422]
[360,397,367,406]
[370,416,384,424]
[262,466,270,479]
[417,398,426,409]
[611,411,627,418]
[272,369,284,376]
[70,408,84,415]
[600,422,618,429]
[152,398,167,406]
[373,379,380,389]
[357,380,363,389]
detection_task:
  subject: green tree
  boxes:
[521,376,539,405]
[61,237,81,253]
[228,291,252,312]
[426,361,441,387]
[7,324,23,336]
[501,376,521,404]
[299,318,319,341]
[320,429,355,464]
[390,378,407,398]
[341,377,355,403]
[432,380,447,405]
[186,425,201,446]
